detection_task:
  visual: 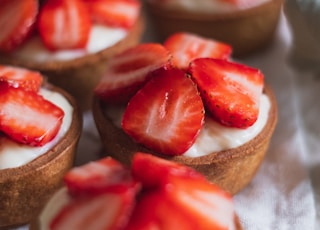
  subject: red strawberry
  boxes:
[37,0,91,51]
[83,0,141,28]
[95,43,172,104]
[189,58,264,128]
[0,65,43,92]
[50,189,136,230]
[0,82,64,146]
[131,152,205,189]
[64,157,140,197]
[164,32,232,70]
[0,0,38,52]
[122,68,204,155]
[125,177,234,230]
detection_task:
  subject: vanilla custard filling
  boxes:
[13,25,127,62]
[105,94,270,157]
[0,88,73,170]
[147,0,270,13]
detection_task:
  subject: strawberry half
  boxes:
[189,58,264,128]
[95,43,172,104]
[50,189,136,230]
[164,32,232,70]
[0,0,38,52]
[83,0,141,28]
[131,152,205,189]
[126,177,234,230]
[0,82,64,146]
[38,0,91,51]
[0,65,43,92]
[64,157,140,197]
[122,68,204,155]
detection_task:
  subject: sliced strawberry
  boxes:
[95,43,172,104]
[0,65,43,92]
[0,82,64,146]
[131,152,205,189]
[50,189,136,230]
[83,0,141,28]
[125,177,234,230]
[64,157,140,197]
[38,0,91,51]
[164,32,232,70]
[122,68,204,155]
[189,58,264,128]
[0,0,38,52]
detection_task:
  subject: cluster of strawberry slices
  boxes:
[0,65,64,146]
[95,32,265,156]
[50,152,235,229]
[0,0,141,52]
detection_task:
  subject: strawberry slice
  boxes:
[64,157,140,197]
[189,58,264,128]
[38,0,91,51]
[126,177,234,230]
[163,32,232,70]
[0,82,64,146]
[0,0,38,52]
[0,65,43,92]
[50,189,136,230]
[131,152,205,189]
[83,0,141,28]
[95,43,172,104]
[122,68,204,155]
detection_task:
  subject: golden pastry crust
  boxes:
[92,85,277,195]
[0,84,82,229]
[0,15,145,111]
[145,0,283,57]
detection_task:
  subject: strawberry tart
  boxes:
[145,0,283,56]
[92,33,278,195]
[0,65,82,228]
[30,152,242,230]
[0,0,144,111]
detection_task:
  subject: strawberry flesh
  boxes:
[50,153,236,229]
[0,0,38,52]
[125,153,234,230]
[95,43,172,104]
[38,0,91,51]
[0,82,64,146]
[131,152,205,189]
[50,189,137,230]
[83,0,141,28]
[164,32,232,70]
[122,68,204,155]
[0,65,43,92]
[64,157,140,197]
[189,58,264,128]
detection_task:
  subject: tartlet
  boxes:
[30,153,243,229]
[93,85,277,195]
[145,0,283,56]
[0,82,82,229]
[0,0,145,111]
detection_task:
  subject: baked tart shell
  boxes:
[92,85,278,195]
[0,16,145,111]
[145,0,283,57]
[0,84,82,229]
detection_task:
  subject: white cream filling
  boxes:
[13,25,127,62]
[39,187,71,230]
[147,0,271,14]
[0,88,73,170]
[105,94,270,157]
